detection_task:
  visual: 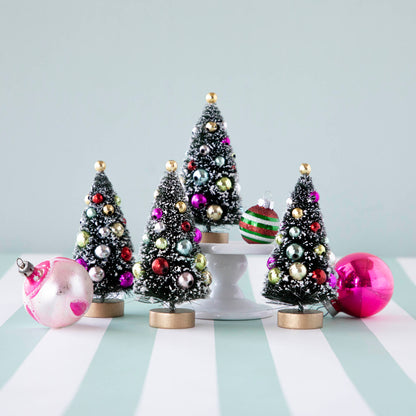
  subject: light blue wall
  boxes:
[1,1,415,256]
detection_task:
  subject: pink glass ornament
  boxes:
[222,137,230,145]
[152,208,163,220]
[119,271,134,287]
[267,257,276,270]
[191,194,207,209]
[19,257,93,328]
[310,191,320,202]
[194,227,202,243]
[328,273,337,288]
[76,258,88,270]
[332,253,394,317]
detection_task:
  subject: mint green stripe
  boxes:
[0,254,19,279]
[241,217,279,231]
[245,210,279,222]
[322,317,416,415]
[215,272,290,415]
[65,301,156,416]
[0,307,48,388]
[383,258,416,319]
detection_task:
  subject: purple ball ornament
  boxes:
[310,191,320,202]
[222,137,230,145]
[119,271,134,288]
[194,227,202,243]
[76,258,89,270]
[191,194,208,209]
[267,257,276,270]
[152,208,163,220]
[328,272,337,288]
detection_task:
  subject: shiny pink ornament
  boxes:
[267,257,276,270]
[332,253,394,317]
[18,257,93,328]
[191,194,207,209]
[152,208,163,220]
[310,191,320,202]
[222,137,230,145]
[194,227,202,243]
[76,258,88,270]
[119,271,134,287]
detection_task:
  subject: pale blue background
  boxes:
[1,1,415,256]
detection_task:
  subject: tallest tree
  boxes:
[182,93,242,241]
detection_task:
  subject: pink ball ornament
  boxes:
[194,227,202,243]
[152,208,163,220]
[328,253,394,318]
[191,193,207,209]
[17,257,93,328]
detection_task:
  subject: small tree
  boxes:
[73,161,135,300]
[263,163,337,311]
[182,92,242,231]
[133,161,211,312]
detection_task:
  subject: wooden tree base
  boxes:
[85,300,124,318]
[201,232,229,244]
[149,308,195,329]
[278,308,323,329]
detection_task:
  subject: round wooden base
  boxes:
[149,308,195,329]
[278,308,323,329]
[201,232,229,244]
[85,300,124,318]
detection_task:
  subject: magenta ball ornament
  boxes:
[152,208,163,220]
[119,271,134,288]
[17,257,93,328]
[194,227,202,243]
[332,253,394,318]
[191,193,207,209]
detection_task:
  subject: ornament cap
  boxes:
[16,258,35,277]
[205,92,217,104]
[299,163,311,175]
[166,160,178,172]
[258,191,274,209]
[94,160,106,172]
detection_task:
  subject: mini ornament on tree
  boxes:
[133,160,211,329]
[73,161,135,318]
[324,253,394,318]
[16,257,93,328]
[239,193,279,244]
[182,93,242,243]
[263,163,337,329]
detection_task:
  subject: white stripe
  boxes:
[247,256,374,416]
[0,317,111,416]
[0,254,59,327]
[240,229,275,243]
[135,319,219,416]
[361,300,416,383]
[242,212,279,227]
[397,258,416,285]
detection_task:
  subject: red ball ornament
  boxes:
[328,253,394,318]
[310,222,321,233]
[121,247,132,261]
[181,221,191,232]
[152,257,169,275]
[312,269,326,284]
[187,160,197,171]
[122,217,127,225]
[92,193,104,204]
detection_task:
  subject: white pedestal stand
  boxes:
[192,242,274,320]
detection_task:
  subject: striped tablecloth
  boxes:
[0,254,415,416]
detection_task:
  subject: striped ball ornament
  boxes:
[239,202,279,244]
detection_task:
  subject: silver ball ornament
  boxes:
[94,245,111,259]
[154,222,166,233]
[176,239,193,256]
[215,156,225,166]
[193,169,209,186]
[177,272,194,289]
[286,244,304,261]
[199,145,210,155]
[89,266,105,282]
[289,227,301,238]
[98,226,111,238]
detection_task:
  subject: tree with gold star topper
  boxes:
[133,161,212,329]
[182,93,242,236]
[263,164,337,328]
[73,161,135,317]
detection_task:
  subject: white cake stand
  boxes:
[192,242,274,320]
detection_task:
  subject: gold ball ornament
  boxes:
[289,262,307,280]
[94,160,106,172]
[76,231,90,248]
[216,177,232,192]
[292,208,303,219]
[206,204,223,221]
[132,262,144,279]
[205,121,218,133]
[195,253,207,271]
[176,201,187,213]
[314,244,326,255]
[103,204,115,216]
[205,92,218,104]
[166,160,177,172]
[84,195,90,205]
[276,234,284,245]
[110,222,124,237]
[154,189,159,199]
[202,270,213,285]
[299,163,311,175]
[268,268,281,284]
[155,238,168,250]
[114,195,121,206]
